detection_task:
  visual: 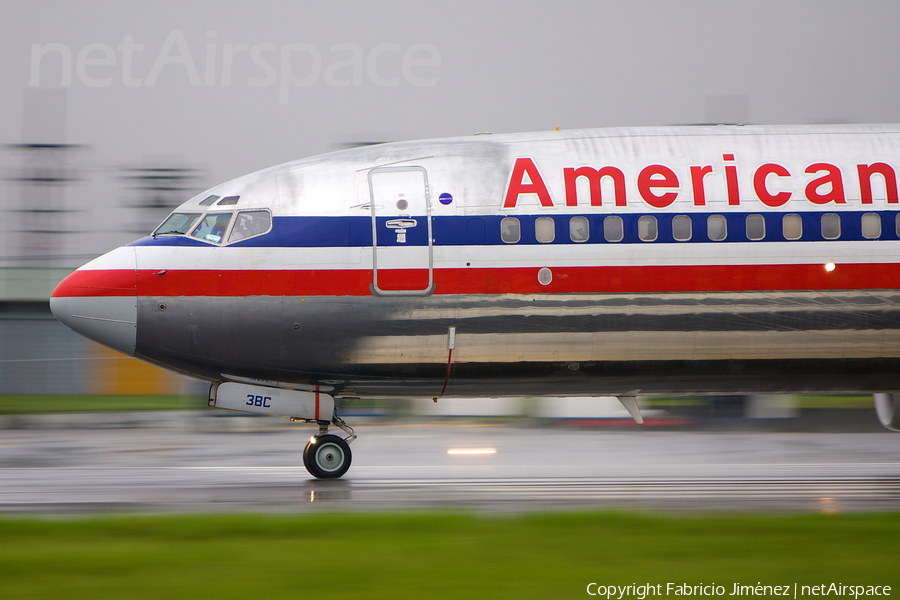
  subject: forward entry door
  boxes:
[369,166,434,296]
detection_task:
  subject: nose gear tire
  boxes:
[303,434,352,479]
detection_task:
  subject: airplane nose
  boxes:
[50,246,138,357]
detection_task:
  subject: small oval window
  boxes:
[604,216,624,242]
[638,215,657,242]
[501,217,521,243]
[861,213,881,240]
[707,215,727,241]
[569,216,589,242]
[783,214,802,240]
[672,215,692,241]
[821,213,840,240]
[535,217,555,243]
[746,214,765,241]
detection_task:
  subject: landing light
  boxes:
[825,262,836,272]
[447,448,497,455]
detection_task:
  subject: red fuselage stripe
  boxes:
[50,264,900,297]
[52,269,138,298]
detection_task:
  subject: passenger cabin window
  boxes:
[535,217,555,243]
[672,215,692,241]
[228,211,272,242]
[746,214,765,241]
[861,213,881,239]
[638,215,657,242]
[821,213,840,240]
[191,213,233,244]
[569,217,589,242]
[217,195,240,206]
[604,216,624,242]
[199,195,219,206]
[155,212,201,236]
[783,214,802,240]
[707,215,727,241]
[896,213,900,238]
[500,217,521,243]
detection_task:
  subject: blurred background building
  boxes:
[0,88,205,396]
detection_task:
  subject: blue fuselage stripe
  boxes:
[131,211,900,248]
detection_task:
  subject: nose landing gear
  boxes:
[300,415,357,479]
[303,434,351,479]
[209,381,358,479]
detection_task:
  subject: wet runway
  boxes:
[0,421,899,513]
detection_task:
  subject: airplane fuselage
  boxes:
[51,124,900,400]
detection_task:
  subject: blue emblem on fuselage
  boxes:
[439,193,453,205]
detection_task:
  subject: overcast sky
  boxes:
[3,0,900,263]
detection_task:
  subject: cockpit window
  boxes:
[217,195,240,206]
[228,211,272,242]
[199,195,219,206]
[190,213,233,244]
[154,212,202,236]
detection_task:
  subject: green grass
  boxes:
[0,512,897,599]
[0,394,206,414]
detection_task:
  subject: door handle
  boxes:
[386,219,417,229]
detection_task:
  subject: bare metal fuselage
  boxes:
[52,125,900,399]
[135,291,900,398]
